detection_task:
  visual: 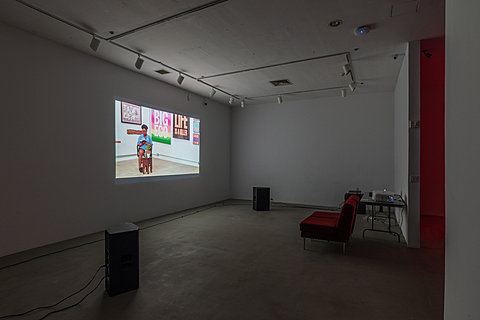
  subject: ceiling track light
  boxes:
[89,35,100,52]
[229,97,234,105]
[277,96,283,104]
[186,93,190,102]
[328,19,343,27]
[240,100,245,108]
[341,89,347,97]
[14,0,246,105]
[341,63,351,76]
[177,73,185,85]
[349,82,356,92]
[135,54,144,70]
[210,88,216,97]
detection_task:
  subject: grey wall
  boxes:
[0,22,231,257]
[444,0,480,318]
[394,46,409,241]
[231,92,394,207]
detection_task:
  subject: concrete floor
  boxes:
[0,201,444,320]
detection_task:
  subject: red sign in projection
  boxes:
[173,114,189,140]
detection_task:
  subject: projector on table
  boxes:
[372,190,395,202]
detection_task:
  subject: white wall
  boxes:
[0,22,231,257]
[231,92,394,206]
[407,41,421,248]
[444,0,480,318]
[394,45,409,241]
[393,41,421,248]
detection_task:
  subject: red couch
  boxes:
[299,195,359,254]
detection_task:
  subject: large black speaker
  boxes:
[345,190,366,214]
[253,187,270,211]
[105,223,139,296]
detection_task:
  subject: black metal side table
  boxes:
[361,198,405,242]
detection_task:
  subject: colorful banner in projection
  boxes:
[193,118,200,145]
[151,109,172,144]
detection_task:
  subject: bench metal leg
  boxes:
[342,243,346,255]
[303,238,306,250]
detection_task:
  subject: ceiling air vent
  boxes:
[269,79,292,87]
[390,1,419,17]
[155,69,171,75]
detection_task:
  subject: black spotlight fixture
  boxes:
[177,73,185,85]
[422,50,432,58]
[89,35,100,52]
[135,55,144,70]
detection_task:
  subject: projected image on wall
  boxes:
[115,100,200,179]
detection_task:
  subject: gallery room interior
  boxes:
[0,0,478,319]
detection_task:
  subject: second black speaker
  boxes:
[253,187,270,211]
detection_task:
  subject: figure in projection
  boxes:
[137,124,152,173]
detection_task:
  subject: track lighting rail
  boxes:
[201,52,350,79]
[106,0,229,41]
[14,0,358,105]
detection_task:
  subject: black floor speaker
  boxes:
[253,187,270,211]
[105,222,139,296]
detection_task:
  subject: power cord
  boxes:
[4,202,222,317]
[0,200,274,319]
[37,276,105,320]
[0,265,105,319]
[0,201,230,271]
[0,239,104,272]
[140,200,254,231]
[0,198,360,272]
[221,200,250,206]
[139,203,222,231]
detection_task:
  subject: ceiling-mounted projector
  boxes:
[354,25,371,36]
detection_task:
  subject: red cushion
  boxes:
[299,216,337,235]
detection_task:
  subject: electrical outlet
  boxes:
[409,120,420,128]
[409,175,420,183]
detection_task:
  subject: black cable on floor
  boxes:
[0,202,227,271]
[0,239,104,272]
[0,265,105,319]
[139,203,221,230]
[221,200,251,206]
[37,276,105,320]
[0,200,233,271]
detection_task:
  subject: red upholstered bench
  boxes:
[299,195,359,254]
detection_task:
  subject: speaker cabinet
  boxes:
[253,187,270,211]
[105,223,139,296]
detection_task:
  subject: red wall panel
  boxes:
[420,37,445,243]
